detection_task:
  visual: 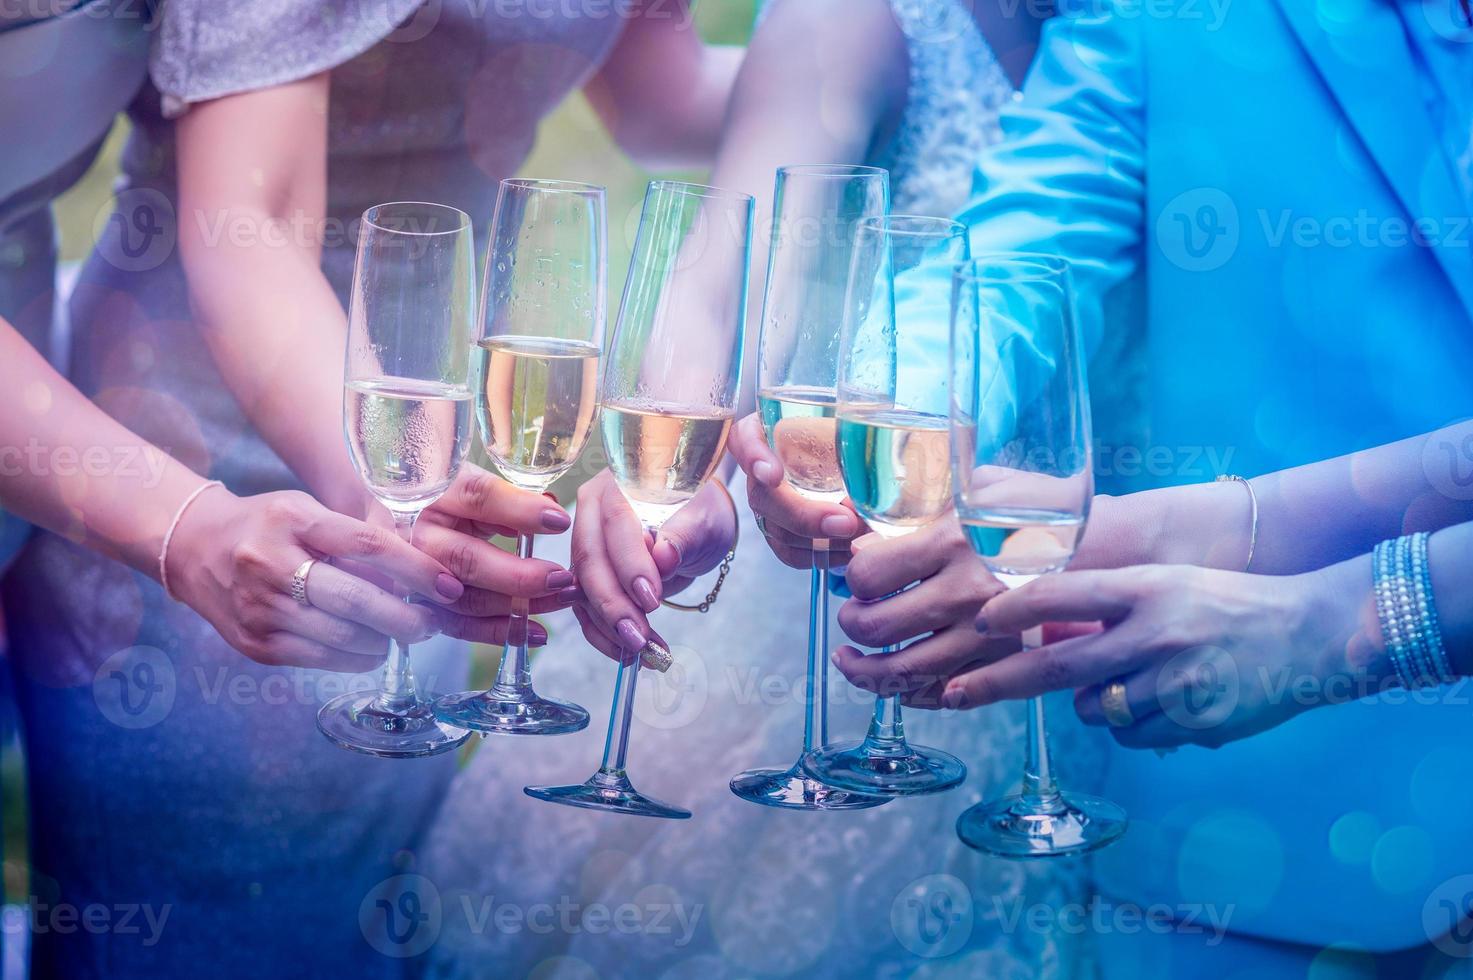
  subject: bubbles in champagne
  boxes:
[601,400,734,529]
[345,377,473,513]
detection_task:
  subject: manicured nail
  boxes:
[541,508,572,533]
[616,618,646,652]
[546,569,575,591]
[942,685,966,710]
[821,514,857,537]
[528,622,549,646]
[555,585,582,606]
[436,573,464,601]
[640,639,673,673]
[753,460,777,485]
[632,576,660,613]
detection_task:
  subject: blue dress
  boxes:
[0,2,625,976]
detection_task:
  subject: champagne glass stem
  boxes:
[817,566,832,747]
[490,532,536,698]
[801,559,824,755]
[377,511,421,713]
[597,653,642,778]
[869,688,905,745]
[1017,626,1065,815]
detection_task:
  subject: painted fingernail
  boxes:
[640,639,673,673]
[541,508,572,533]
[821,514,857,537]
[632,576,660,613]
[753,460,777,485]
[528,622,549,646]
[616,618,646,652]
[555,585,582,606]
[546,569,575,591]
[436,573,464,601]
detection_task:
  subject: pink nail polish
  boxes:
[632,576,660,613]
[435,573,464,601]
[541,508,572,533]
[546,569,575,591]
[616,619,646,652]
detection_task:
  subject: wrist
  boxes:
[162,485,239,601]
[1298,554,1393,701]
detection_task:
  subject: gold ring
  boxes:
[290,558,318,607]
[1100,681,1135,728]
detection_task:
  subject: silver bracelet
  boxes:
[158,480,225,601]
[1215,474,1258,572]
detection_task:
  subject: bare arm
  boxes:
[175,73,363,514]
[1083,421,1473,575]
[584,0,744,170]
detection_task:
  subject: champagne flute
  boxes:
[525,180,753,819]
[730,165,890,810]
[318,201,476,758]
[434,179,606,736]
[801,215,970,796]
[948,254,1127,855]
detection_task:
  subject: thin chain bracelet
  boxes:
[661,479,739,614]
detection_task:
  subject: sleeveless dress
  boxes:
[419,4,1101,978]
[0,3,625,976]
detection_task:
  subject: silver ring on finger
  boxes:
[291,558,319,607]
[754,514,769,536]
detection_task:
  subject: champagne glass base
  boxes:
[955,793,1127,858]
[729,763,890,810]
[802,740,967,797]
[525,769,690,820]
[316,690,471,758]
[432,689,589,736]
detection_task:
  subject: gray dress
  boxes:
[0,3,623,976]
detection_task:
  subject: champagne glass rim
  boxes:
[500,177,606,197]
[361,200,471,236]
[647,179,755,205]
[857,213,965,239]
[775,163,889,180]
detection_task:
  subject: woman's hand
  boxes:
[568,469,738,661]
[167,489,479,672]
[727,412,862,569]
[411,463,579,626]
[829,518,1015,706]
[951,559,1387,750]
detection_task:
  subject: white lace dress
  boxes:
[420,4,1101,977]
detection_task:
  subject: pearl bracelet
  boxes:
[1372,533,1453,688]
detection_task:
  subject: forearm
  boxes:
[182,229,363,514]
[1083,422,1473,575]
[0,322,209,577]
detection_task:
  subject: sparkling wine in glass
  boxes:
[949,254,1126,855]
[801,214,970,797]
[434,179,606,736]
[525,180,753,819]
[730,164,890,811]
[318,201,477,758]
